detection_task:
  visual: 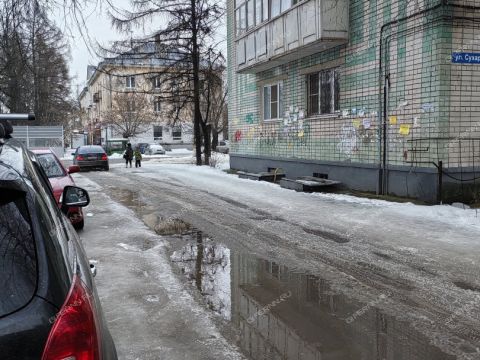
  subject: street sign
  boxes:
[452,52,480,64]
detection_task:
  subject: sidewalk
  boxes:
[74,175,244,360]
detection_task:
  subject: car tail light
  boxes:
[101,154,108,161]
[77,155,85,161]
[42,275,100,360]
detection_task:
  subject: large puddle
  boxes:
[166,229,456,360]
[109,187,463,359]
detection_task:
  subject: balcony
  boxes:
[235,0,349,74]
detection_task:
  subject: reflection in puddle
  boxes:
[170,232,456,360]
[171,231,231,320]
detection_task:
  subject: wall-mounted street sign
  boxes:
[452,52,480,64]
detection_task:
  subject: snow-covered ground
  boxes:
[129,162,480,232]
[79,160,480,358]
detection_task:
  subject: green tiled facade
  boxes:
[228,0,480,200]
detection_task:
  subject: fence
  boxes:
[12,126,64,159]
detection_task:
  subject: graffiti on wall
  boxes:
[337,114,378,158]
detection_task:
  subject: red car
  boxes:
[33,149,85,229]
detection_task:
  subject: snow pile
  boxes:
[108,153,124,159]
[210,153,230,170]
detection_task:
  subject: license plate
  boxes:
[88,156,97,160]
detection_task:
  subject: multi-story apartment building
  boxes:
[79,44,193,148]
[227,0,480,203]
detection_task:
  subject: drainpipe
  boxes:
[377,0,450,195]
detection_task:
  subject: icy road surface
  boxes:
[75,160,480,359]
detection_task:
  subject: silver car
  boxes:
[216,140,229,154]
[145,144,166,155]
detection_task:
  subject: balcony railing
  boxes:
[235,0,349,74]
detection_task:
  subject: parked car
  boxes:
[216,140,230,154]
[144,144,166,155]
[73,145,109,171]
[0,135,117,359]
[135,142,149,154]
[33,149,85,230]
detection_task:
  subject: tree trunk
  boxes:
[202,122,211,165]
[212,129,219,150]
[191,0,203,166]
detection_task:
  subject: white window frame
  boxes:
[262,82,283,121]
[126,99,136,112]
[126,76,136,89]
[154,97,161,112]
[154,76,161,89]
[307,68,340,116]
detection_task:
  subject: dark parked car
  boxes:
[33,149,85,230]
[73,145,109,171]
[0,134,117,359]
[135,142,149,154]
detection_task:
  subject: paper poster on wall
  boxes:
[298,130,305,138]
[363,119,371,129]
[389,116,398,125]
[399,124,411,136]
[352,119,361,128]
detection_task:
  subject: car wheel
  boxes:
[74,219,85,230]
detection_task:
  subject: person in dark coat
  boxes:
[124,143,134,168]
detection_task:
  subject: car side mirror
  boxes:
[68,165,80,174]
[61,186,90,213]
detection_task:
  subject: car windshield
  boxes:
[36,153,65,178]
[0,189,37,317]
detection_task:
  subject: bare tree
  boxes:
[103,91,156,139]
[107,0,225,165]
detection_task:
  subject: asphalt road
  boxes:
[74,161,480,360]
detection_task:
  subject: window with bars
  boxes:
[307,68,340,116]
[126,76,135,89]
[153,125,163,140]
[263,82,283,121]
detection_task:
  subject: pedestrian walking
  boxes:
[124,143,134,168]
[134,147,142,168]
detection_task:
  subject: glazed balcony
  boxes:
[235,0,349,74]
